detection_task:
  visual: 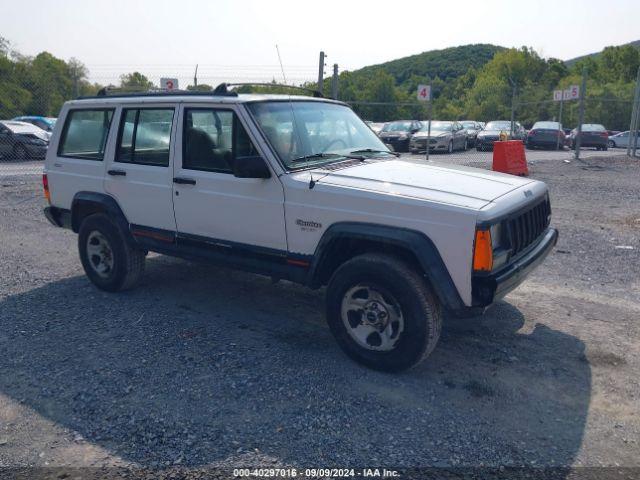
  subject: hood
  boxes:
[379,131,409,137]
[478,129,504,136]
[413,131,449,138]
[308,159,534,209]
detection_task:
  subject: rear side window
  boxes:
[182,108,258,173]
[58,109,114,160]
[116,108,174,167]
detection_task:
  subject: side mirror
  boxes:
[232,156,271,179]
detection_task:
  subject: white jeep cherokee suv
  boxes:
[43,86,558,371]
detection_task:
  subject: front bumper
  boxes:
[23,144,48,158]
[471,228,558,307]
[410,137,448,152]
[380,136,410,151]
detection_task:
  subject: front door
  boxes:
[104,105,177,234]
[172,104,287,252]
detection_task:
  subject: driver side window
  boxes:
[183,108,258,173]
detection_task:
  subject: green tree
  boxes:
[120,72,155,90]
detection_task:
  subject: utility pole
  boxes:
[574,68,587,160]
[331,64,339,100]
[556,95,564,151]
[193,64,198,88]
[627,66,640,157]
[509,77,517,137]
[317,51,325,95]
[73,64,79,98]
[425,86,432,162]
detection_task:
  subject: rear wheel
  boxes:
[326,253,442,372]
[78,213,145,292]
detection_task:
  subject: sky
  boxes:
[1,0,638,86]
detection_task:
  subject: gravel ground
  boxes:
[0,155,639,476]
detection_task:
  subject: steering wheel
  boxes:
[323,138,348,152]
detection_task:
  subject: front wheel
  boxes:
[78,213,146,292]
[326,253,442,372]
[608,140,615,148]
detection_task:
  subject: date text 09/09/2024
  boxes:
[233,468,400,478]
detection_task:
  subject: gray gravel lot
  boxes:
[0,155,639,475]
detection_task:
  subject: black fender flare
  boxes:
[307,222,465,311]
[71,192,136,246]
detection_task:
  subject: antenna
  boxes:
[275,44,287,85]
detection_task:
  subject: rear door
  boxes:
[104,104,177,233]
[0,124,11,157]
[46,106,116,209]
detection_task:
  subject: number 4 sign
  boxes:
[417,84,431,102]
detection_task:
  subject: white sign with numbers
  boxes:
[553,90,563,101]
[160,78,179,90]
[417,84,431,102]
[566,85,580,100]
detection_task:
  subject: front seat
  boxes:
[185,128,227,171]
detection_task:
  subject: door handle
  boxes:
[173,177,196,185]
[107,169,127,176]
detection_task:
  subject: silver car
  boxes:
[409,121,468,154]
[608,131,636,149]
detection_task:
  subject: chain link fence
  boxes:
[1,71,639,178]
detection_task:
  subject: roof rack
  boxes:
[213,82,323,98]
[77,86,238,100]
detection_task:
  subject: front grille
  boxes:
[506,197,551,257]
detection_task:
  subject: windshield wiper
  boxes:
[291,152,341,163]
[350,148,400,157]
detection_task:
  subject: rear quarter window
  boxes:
[58,109,115,160]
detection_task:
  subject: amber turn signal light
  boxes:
[473,229,493,272]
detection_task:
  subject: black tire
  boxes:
[78,213,145,292]
[602,146,608,151]
[326,253,442,372]
[608,140,615,148]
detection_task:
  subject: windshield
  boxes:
[485,121,511,130]
[248,101,390,169]
[419,121,452,132]
[461,121,476,129]
[381,121,412,132]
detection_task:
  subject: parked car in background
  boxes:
[12,116,56,138]
[476,120,526,151]
[378,120,421,152]
[409,121,468,154]
[568,124,608,150]
[460,120,482,147]
[607,130,620,137]
[526,121,565,150]
[367,122,386,135]
[0,120,50,160]
[608,131,634,148]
